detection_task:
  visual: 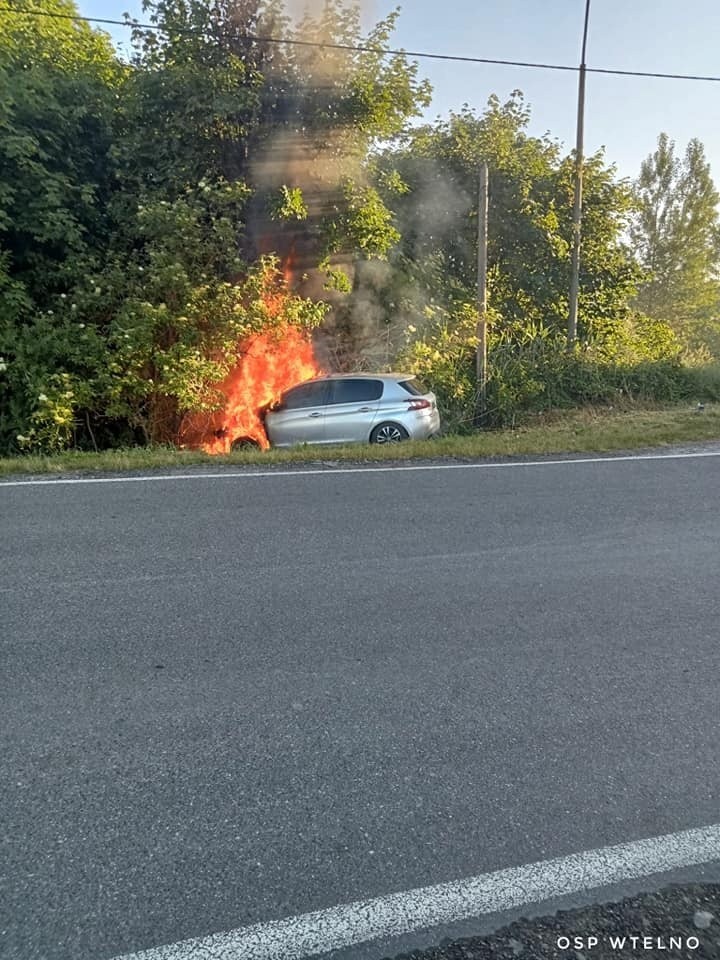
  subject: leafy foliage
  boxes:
[398,303,701,430]
[2,3,718,457]
[0,0,426,453]
[379,94,720,427]
[0,0,121,309]
[377,92,643,340]
[121,0,430,269]
[630,133,720,353]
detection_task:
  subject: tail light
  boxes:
[406,398,432,411]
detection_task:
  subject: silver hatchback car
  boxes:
[262,374,440,447]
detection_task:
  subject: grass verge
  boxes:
[1,402,719,478]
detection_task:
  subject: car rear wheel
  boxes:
[370,422,409,444]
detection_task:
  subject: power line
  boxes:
[3,5,720,83]
[0,6,578,73]
[589,65,720,82]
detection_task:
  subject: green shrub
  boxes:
[0,255,328,454]
[398,305,720,429]
[683,363,720,401]
[397,303,481,432]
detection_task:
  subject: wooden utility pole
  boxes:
[568,0,591,346]
[476,162,489,421]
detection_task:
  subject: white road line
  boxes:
[113,823,720,960]
[1,448,720,488]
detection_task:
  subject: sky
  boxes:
[76,0,720,182]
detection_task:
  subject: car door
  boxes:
[323,378,383,443]
[265,380,330,446]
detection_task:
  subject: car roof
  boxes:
[304,373,416,382]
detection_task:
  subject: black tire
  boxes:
[230,436,261,452]
[369,422,409,444]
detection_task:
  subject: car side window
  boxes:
[329,379,383,404]
[282,382,327,409]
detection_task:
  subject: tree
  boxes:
[0,0,433,452]
[0,0,121,308]
[370,93,692,429]
[631,133,720,352]
[122,0,431,275]
[373,92,643,349]
[0,0,123,452]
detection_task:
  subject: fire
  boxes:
[179,255,324,454]
[282,242,296,286]
[179,323,322,454]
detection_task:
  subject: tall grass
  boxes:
[1,403,719,477]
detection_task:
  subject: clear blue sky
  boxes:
[78,0,720,182]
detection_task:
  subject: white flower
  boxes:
[71,303,77,311]
[94,287,102,295]
[47,310,54,316]
[138,266,144,273]
[16,434,27,443]
[78,323,85,329]
[0,361,7,372]
[60,293,67,300]
[38,393,48,403]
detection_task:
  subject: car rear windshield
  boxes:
[398,378,428,396]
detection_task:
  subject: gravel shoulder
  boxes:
[378,885,720,959]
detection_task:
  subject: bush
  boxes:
[397,303,481,432]
[683,362,720,401]
[398,305,720,429]
[0,256,328,454]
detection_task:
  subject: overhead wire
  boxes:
[2,5,720,83]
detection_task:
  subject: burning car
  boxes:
[231,373,440,449]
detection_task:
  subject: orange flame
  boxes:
[179,257,323,454]
[180,323,322,454]
[282,242,296,286]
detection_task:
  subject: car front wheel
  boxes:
[370,422,409,444]
[231,436,262,452]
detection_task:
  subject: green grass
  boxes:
[1,402,719,478]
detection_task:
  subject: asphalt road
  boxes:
[2,454,720,960]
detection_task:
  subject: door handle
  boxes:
[358,407,371,412]
[309,412,322,418]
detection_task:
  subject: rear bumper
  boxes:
[406,407,441,440]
